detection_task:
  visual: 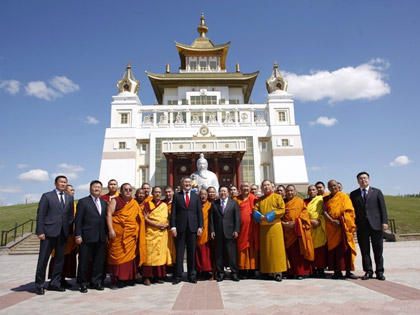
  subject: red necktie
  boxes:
[185,192,190,208]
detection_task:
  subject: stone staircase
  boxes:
[9,233,40,255]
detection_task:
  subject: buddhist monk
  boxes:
[250,184,259,196]
[254,180,287,281]
[141,186,171,285]
[282,185,314,279]
[195,189,213,279]
[101,179,119,203]
[304,185,327,277]
[229,185,239,199]
[276,185,286,199]
[236,182,259,278]
[163,186,176,272]
[107,183,145,287]
[207,186,217,202]
[324,180,357,279]
[142,183,152,203]
[315,181,327,197]
[135,188,146,205]
[337,182,343,192]
[48,184,77,288]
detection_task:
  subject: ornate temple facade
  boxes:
[99,14,309,191]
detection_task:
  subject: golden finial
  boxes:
[197,12,208,38]
[273,61,278,69]
[127,62,132,69]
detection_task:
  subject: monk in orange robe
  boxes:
[324,180,357,279]
[101,179,119,203]
[135,188,146,206]
[142,183,153,203]
[282,185,314,279]
[195,189,213,278]
[276,185,286,199]
[236,182,259,278]
[163,186,176,272]
[48,184,78,287]
[229,185,239,199]
[107,183,146,286]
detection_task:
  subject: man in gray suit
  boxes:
[34,175,74,295]
[209,186,241,282]
[350,171,388,281]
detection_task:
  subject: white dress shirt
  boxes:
[55,189,65,204]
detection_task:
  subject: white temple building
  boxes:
[99,14,309,191]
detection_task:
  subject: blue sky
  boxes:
[0,0,419,205]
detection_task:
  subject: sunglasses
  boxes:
[123,188,133,192]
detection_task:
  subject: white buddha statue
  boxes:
[191,153,219,192]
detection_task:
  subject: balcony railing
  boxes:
[138,104,268,128]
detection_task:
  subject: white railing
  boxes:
[138,104,268,128]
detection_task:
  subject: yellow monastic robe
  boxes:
[283,197,314,261]
[325,191,357,270]
[108,199,146,266]
[64,201,78,255]
[196,201,211,246]
[144,196,153,203]
[254,193,287,273]
[166,201,176,264]
[144,201,172,267]
[306,196,327,249]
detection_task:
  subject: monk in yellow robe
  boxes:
[254,180,287,281]
[163,186,176,270]
[107,183,146,286]
[48,184,78,287]
[304,185,327,277]
[324,180,357,279]
[196,189,213,277]
[282,185,314,279]
[141,186,172,285]
[101,179,119,203]
[236,182,259,278]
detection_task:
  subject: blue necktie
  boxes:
[221,200,225,214]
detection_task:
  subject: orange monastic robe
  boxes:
[64,201,78,255]
[144,195,153,203]
[107,198,146,268]
[324,191,357,270]
[236,194,259,270]
[196,201,213,271]
[283,197,314,261]
[165,200,176,264]
[101,191,119,203]
[197,201,211,246]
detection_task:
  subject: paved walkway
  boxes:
[1,241,420,314]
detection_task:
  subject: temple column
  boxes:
[168,156,174,187]
[214,156,219,178]
[236,153,242,188]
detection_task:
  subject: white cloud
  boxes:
[25,81,59,101]
[390,155,412,167]
[77,183,90,191]
[50,76,79,93]
[58,163,84,173]
[0,80,20,94]
[18,169,49,182]
[17,164,29,169]
[0,186,21,193]
[51,172,79,180]
[23,193,42,203]
[309,116,338,127]
[84,116,99,124]
[284,59,390,103]
[25,76,79,101]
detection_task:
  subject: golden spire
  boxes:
[126,62,132,69]
[197,12,208,38]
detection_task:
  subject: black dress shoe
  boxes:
[332,271,345,280]
[94,284,104,290]
[361,272,373,280]
[61,280,72,288]
[47,285,65,292]
[216,276,223,282]
[35,287,45,295]
[172,278,181,285]
[189,277,197,283]
[376,273,386,281]
[80,285,88,293]
[231,274,240,282]
[345,272,358,279]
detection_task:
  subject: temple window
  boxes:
[119,142,126,149]
[120,113,129,124]
[282,139,289,147]
[278,111,286,122]
[190,95,217,105]
[167,100,178,105]
[189,60,197,70]
[199,60,207,70]
[210,60,217,70]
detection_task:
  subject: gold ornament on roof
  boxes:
[117,62,140,94]
[197,12,208,38]
[266,61,288,93]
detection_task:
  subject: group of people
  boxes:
[34,171,388,295]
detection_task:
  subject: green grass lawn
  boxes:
[0,196,419,238]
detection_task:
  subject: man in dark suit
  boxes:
[75,180,108,293]
[209,186,241,282]
[170,177,203,284]
[350,171,388,281]
[35,175,74,295]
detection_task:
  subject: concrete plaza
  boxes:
[1,241,420,314]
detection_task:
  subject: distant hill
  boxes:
[0,196,419,234]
